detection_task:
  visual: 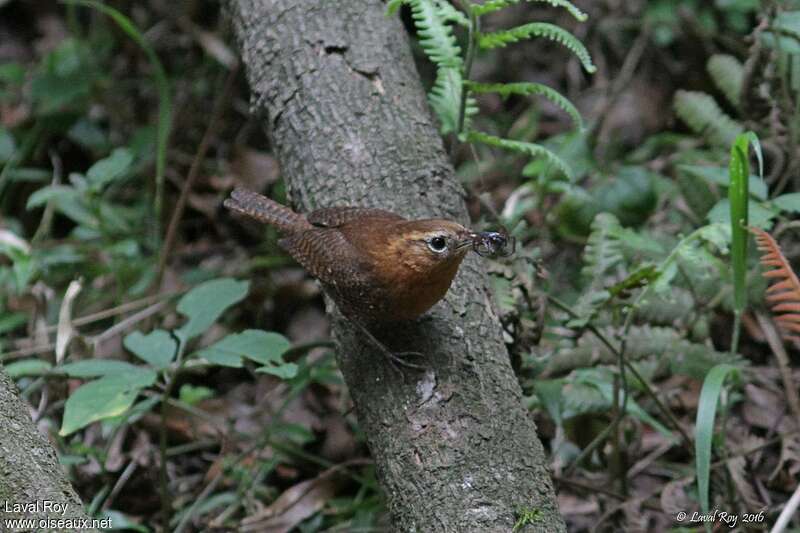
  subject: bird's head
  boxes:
[385,219,474,276]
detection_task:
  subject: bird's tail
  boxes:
[224,188,312,233]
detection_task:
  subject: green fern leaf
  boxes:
[707,54,743,110]
[581,212,624,284]
[673,90,743,147]
[435,0,469,27]
[407,0,463,69]
[404,0,468,133]
[430,67,475,134]
[472,0,587,21]
[467,81,583,129]
[478,23,596,73]
[466,130,572,178]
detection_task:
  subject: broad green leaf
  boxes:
[123,329,177,369]
[0,312,27,335]
[533,379,565,426]
[773,192,800,214]
[86,147,133,189]
[678,165,767,200]
[179,384,214,405]
[26,185,98,229]
[59,372,156,436]
[695,364,740,530]
[60,359,154,379]
[4,359,52,378]
[198,329,295,378]
[256,363,298,379]
[175,278,249,343]
[708,199,776,230]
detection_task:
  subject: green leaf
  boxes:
[256,362,299,379]
[63,0,172,238]
[403,0,468,134]
[60,359,155,379]
[59,372,156,436]
[707,54,743,109]
[179,384,215,405]
[728,132,760,314]
[197,329,295,378]
[466,81,583,129]
[673,90,743,147]
[0,312,27,335]
[708,199,776,230]
[466,130,572,179]
[5,359,52,378]
[86,147,133,189]
[429,66,468,134]
[407,0,463,68]
[678,165,767,200]
[478,23,596,73]
[26,185,98,229]
[123,329,177,369]
[695,364,740,530]
[773,192,800,214]
[175,278,250,343]
[472,0,587,21]
[0,127,16,164]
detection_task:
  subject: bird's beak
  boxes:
[456,231,478,251]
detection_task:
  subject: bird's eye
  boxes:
[427,236,448,253]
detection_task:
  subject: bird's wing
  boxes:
[279,228,372,287]
[306,206,405,228]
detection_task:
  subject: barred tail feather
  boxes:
[224,188,311,233]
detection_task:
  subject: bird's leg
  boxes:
[349,320,425,371]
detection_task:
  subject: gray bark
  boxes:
[227,1,565,531]
[0,366,92,529]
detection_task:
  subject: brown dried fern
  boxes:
[750,227,800,342]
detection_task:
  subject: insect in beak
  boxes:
[470,230,516,257]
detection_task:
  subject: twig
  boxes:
[86,300,169,347]
[771,481,800,533]
[152,63,240,293]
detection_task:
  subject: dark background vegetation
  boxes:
[1,0,799,531]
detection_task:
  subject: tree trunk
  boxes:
[0,366,92,529]
[227,2,565,531]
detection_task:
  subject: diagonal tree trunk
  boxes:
[227,1,566,531]
[0,366,92,528]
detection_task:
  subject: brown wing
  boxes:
[306,206,405,228]
[279,228,373,287]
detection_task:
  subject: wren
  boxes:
[225,188,477,367]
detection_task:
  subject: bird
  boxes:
[224,187,479,368]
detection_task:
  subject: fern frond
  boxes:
[405,0,467,133]
[407,0,463,69]
[466,81,583,129]
[466,129,572,178]
[707,54,743,110]
[472,0,587,21]
[430,67,474,134]
[435,0,469,27]
[750,227,800,342]
[478,23,596,73]
[581,212,624,284]
[673,90,744,148]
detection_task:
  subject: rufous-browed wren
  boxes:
[225,188,480,323]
